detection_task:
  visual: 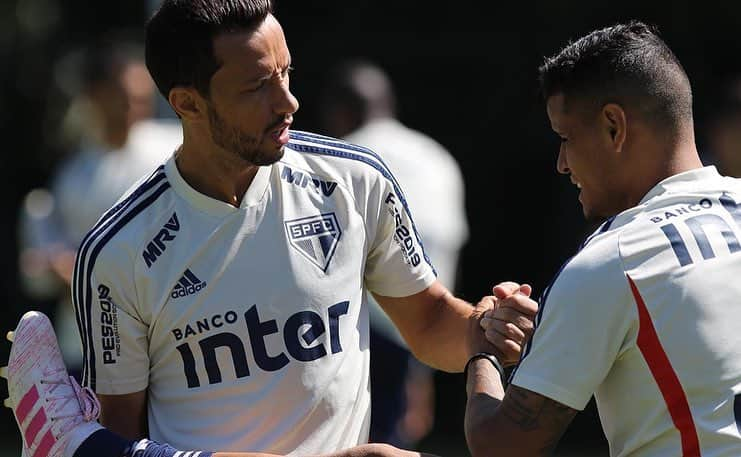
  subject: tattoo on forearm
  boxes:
[504,387,541,430]
[502,386,578,453]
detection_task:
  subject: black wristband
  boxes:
[464,352,505,383]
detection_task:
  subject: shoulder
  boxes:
[546,195,697,310]
[76,165,176,268]
[285,130,399,187]
[574,218,624,266]
[615,178,741,276]
[546,218,630,310]
[346,120,461,176]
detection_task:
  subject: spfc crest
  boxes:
[285,213,342,272]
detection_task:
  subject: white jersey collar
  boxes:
[638,166,720,205]
[165,155,271,217]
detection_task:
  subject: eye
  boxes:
[244,80,267,93]
[281,65,294,79]
[559,136,568,143]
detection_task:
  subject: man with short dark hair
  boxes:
[3,1,537,457]
[464,21,741,456]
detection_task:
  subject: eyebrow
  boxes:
[244,62,291,84]
[243,71,271,84]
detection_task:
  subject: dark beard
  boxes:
[207,104,284,166]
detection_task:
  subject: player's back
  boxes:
[608,167,741,456]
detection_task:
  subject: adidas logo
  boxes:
[171,269,207,299]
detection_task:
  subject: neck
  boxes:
[655,129,704,181]
[175,132,260,207]
[627,129,703,207]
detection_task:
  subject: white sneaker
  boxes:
[3,311,103,457]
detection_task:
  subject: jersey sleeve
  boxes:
[72,244,150,395]
[363,171,437,297]
[510,235,635,410]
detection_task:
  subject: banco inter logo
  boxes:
[285,213,341,272]
[171,269,207,299]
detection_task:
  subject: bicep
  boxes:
[99,390,148,440]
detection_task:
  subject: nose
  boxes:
[273,79,299,116]
[556,145,569,175]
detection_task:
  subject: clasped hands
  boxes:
[468,282,539,367]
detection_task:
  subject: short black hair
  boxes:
[145,0,273,99]
[539,21,693,132]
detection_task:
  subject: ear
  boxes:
[601,103,627,152]
[168,87,207,122]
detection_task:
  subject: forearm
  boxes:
[374,282,476,372]
[406,291,474,372]
[212,443,439,457]
[464,361,578,456]
[99,391,148,440]
[315,443,438,457]
[158,451,279,457]
[464,358,506,457]
[100,412,147,440]
[375,280,537,373]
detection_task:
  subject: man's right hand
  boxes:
[478,282,538,366]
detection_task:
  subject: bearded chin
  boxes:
[208,106,285,166]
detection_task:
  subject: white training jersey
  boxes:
[71,130,436,454]
[511,166,741,456]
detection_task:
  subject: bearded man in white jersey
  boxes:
[2,1,538,457]
[463,21,741,456]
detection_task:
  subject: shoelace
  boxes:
[40,367,101,436]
